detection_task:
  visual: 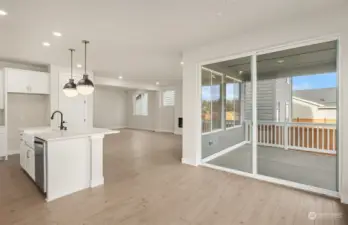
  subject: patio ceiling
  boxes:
[204,41,337,81]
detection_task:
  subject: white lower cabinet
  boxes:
[28,148,35,180]
[20,141,35,180]
[20,141,26,169]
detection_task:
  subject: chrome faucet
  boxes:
[51,110,67,130]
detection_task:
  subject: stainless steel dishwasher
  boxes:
[34,137,47,194]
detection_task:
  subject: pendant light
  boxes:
[77,40,94,95]
[63,49,78,97]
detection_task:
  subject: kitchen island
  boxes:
[20,128,119,202]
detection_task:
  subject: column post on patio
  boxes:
[284,122,289,150]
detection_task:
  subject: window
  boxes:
[201,67,223,133]
[202,69,212,133]
[211,74,222,130]
[134,93,148,116]
[163,90,175,106]
[225,76,241,128]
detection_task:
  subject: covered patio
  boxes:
[204,121,337,191]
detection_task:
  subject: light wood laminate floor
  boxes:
[0,129,347,225]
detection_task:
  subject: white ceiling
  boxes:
[0,0,346,85]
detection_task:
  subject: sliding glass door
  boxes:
[201,39,338,192]
[201,57,253,173]
[255,41,338,191]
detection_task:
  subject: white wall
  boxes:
[182,7,348,202]
[292,99,317,120]
[7,94,50,153]
[156,87,177,133]
[126,90,157,131]
[174,83,183,135]
[94,85,127,129]
[126,87,182,133]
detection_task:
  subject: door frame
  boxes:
[198,34,341,198]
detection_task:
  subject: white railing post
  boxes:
[284,122,288,150]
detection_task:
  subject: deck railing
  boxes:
[245,120,337,155]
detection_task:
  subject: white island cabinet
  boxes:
[34,128,119,202]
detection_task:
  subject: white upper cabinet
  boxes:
[0,70,4,109]
[6,68,50,94]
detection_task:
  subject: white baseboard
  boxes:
[340,194,348,204]
[8,150,20,155]
[181,158,198,166]
[126,127,155,132]
[202,141,247,163]
[90,177,104,188]
[109,126,127,130]
[154,129,174,133]
[174,132,182,135]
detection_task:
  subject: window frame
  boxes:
[201,67,224,134]
[162,90,175,107]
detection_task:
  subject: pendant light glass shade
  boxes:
[63,49,78,97]
[77,40,94,95]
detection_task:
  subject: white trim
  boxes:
[202,141,247,163]
[201,163,339,199]
[337,37,342,194]
[251,54,257,175]
[286,146,336,155]
[341,194,348,204]
[8,150,20,155]
[202,129,223,136]
[225,75,242,83]
[126,127,155,132]
[181,158,197,166]
[255,34,340,55]
[201,67,224,76]
[97,126,126,130]
[154,129,174,133]
[226,125,243,131]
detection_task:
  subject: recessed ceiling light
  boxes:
[42,42,50,47]
[180,61,184,65]
[76,64,82,68]
[239,70,243,75]
[52,32,62,37]
[156,81,160,85]
[118,76,123,79]
[0,10,8,16]
[277,59,285,64]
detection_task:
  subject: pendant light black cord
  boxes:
[82,40,89,75]
[69,49,74,79]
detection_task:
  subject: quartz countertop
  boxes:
[35,128,120,141]
[19,126,51,133]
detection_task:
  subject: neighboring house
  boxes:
[244,79,336,123]
[292,88,337,123]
